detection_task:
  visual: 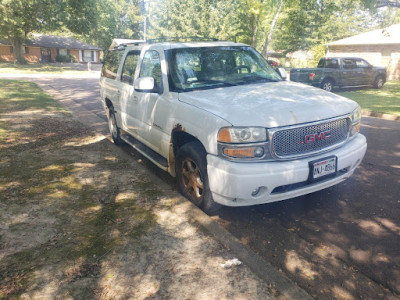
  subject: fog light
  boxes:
[254,146,264,157]
[251,187,261,197]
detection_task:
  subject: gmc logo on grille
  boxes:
[302,130,331,144]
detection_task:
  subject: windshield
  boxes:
[166,46,282,92]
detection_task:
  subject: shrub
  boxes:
[56,54,77,63]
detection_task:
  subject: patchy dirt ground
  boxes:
[0,80,278,299]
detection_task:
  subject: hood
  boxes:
[178,81,358,128]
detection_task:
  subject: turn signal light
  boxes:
[223,146,264,158]
[223,147,255,158]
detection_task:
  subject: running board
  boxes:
[120,133,169,171]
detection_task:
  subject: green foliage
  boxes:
[55,54,77,63]
[1,0,394,62]
[272,0,377,54]
[148,0,246,43]
[310,44,326,67]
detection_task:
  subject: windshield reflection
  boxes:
[166,46,282,92]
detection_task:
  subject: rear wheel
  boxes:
[321,78,334,92]
[373,75,385,89]
[107,106,124,145]
[176,141,221,214]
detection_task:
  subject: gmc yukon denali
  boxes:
[290,57,386,92]
[100,40,367,212]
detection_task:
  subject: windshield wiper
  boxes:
[239,75,279,83]
[195,79,238,87]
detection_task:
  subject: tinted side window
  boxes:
[121,50,140,85]
[342,59,356,69]
[101,50,124,80]
[139,50,162,88]
[325,58,339,69]
[356,59,369,68]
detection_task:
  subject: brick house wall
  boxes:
[1,45,100,63]
[327,44,400,80]
[69,49,80,62]
[24,47,41,63]
[0,45,15,61]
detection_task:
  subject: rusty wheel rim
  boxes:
[181,158,204,202]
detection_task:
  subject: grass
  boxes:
[0,79,66,113]
[336,80,400,116]
[0,62,98,74]
[0,80,158,298]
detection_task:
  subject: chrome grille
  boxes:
[271,117,350,158]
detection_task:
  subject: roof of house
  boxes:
[0,34,101,50]
[327,23,400,46]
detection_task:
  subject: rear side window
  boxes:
[121,50,140,85]
[139,50,162,88]
[325,59,339,69]
[342,59,356,69]
[101,50,124,80]
[355,59,369,68]
[318,58,339,69]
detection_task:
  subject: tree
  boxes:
[272,0,377,55]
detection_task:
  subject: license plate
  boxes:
[310,156,337,180]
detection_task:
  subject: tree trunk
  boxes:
[261,0,285,57]
[12,38,26,64]
[251,15,260,48]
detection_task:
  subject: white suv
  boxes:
[100,40,367,212]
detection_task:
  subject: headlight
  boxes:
[217,127,269,160]
[350,106,361,136]
[218,127,267,143]
[351,106,361,124]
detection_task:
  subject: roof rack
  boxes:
[112,36,220,50]
[146,36,219,43]
[114,40,147,50]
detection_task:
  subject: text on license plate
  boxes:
[312,157,336,179]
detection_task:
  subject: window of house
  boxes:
[10,46,14,53]
[83,50,94,62]
[121,51,140,85]
[59,49,68,56]
[25,47,29,54]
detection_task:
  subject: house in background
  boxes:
[0,34,102,63]
[326,23,400,80]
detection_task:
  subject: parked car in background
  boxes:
[100,40,366,213]
[290,57,387,92]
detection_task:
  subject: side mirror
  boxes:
[276,67,288,80]
[134,77,159,93]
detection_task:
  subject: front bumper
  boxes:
[207,134,367,206]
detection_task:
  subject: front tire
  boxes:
[176,141,221,214]
[107,106,124,145]
[321,78,334,92]
[373,75,385,89]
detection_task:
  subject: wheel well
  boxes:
[169,129,205,176]
[105,98,113,109]
[322,77,335,86]
[376,74,386,81]
[172,131,202,156]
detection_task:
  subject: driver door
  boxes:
[132,48,167,153]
